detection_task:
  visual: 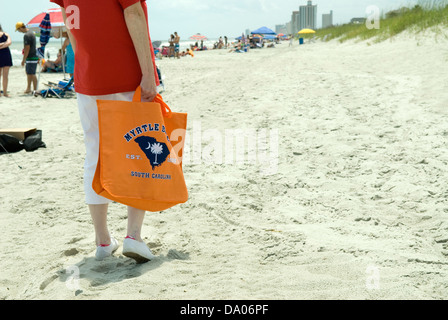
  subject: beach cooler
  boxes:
[299,38,304,45]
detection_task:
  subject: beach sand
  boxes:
[1,30,448,300]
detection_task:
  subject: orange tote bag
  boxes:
[92,88,188,212]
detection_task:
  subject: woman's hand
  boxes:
[140,73,157,102]
[124,2,158,102]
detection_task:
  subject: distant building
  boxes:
[286,22,292,35]
[275,24,287,34]
[299,0,317,30]
[291,11,301,34]
[322,10,333,29]
[350,18,366,24]
[282,0,318,36]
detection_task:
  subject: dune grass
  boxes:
[316,0,448,43]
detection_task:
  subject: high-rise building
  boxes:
[275,24,287,34]
[286,22,292,35]
[322,10,333,29]
[299,0,317,30]
[291,11,301,34]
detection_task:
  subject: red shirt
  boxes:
[50,0,159,95]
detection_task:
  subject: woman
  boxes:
[0,24,13,97]
[62,32,75,78]
[51,0,160,263]
[42,49,63,72]
[169,34,175,58]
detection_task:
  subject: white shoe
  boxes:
[122,236,156,263]
[95,237,119,261]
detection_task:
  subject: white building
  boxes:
[299,1,317,30]
[322,10,333,29]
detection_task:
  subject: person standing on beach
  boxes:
[0,24,13,97]
[174,31,180,59]
[16,22,38,94]
[50,0,160,263]
[61,32,75,78]
[169,34,175,58]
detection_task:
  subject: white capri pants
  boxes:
[77,91,135,205]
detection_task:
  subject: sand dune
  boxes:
[1,30,448,300]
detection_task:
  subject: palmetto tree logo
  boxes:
[135,136,170,170]
[149,142,164,164]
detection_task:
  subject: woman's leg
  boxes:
[127,207,146,242]
[77,93,113,249]
[89,204,111,246]
[2,67,10,96]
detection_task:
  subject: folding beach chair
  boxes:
[35,76,75,99]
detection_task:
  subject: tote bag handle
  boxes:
[133,87,172,118]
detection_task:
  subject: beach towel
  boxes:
[92,88,188,212]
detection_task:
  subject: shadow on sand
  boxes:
[57,243,190,290]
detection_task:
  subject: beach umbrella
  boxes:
[263,34,276,40]
[27,8,66,32]
[251,26,276,35]
[28,8,68,85]
[298,28,316,34]
[189,33,208,41]
[36,13,51,59]
[152,41,162,48]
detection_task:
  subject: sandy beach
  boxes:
[1,30,448,300]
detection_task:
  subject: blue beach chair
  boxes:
[35,77,75,99]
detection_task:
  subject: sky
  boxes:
[1,0,420,42]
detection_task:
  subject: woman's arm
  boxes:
[123,2,157,102]
[22,45,30,66]
[61,8,76,53]
[62,37,70,51]
[0,33,12,50]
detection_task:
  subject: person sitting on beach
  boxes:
[229,41,244,53]
[186,48,194,57]
[42,49,63,72]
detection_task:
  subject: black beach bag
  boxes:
[0,134,24,153]
[23,130,46,152]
